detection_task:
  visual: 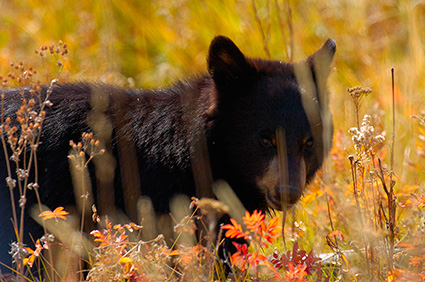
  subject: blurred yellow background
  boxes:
[2,0,425,205]
[2,0,424,174]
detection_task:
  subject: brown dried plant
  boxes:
[345,84,402,280]
[0,41,66,280]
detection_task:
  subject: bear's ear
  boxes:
[207,36,254,87]
[294,39,336,164]
[307,39,336,89]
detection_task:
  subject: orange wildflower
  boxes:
[38,206,69,221]
[221,218,248,240]
[23,239,46,268]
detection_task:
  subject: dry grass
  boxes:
[1,0,425,281]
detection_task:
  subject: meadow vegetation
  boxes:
[1,0,425,281]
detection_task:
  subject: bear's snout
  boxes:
[258,155,307,211]
[277,185,302,205]
[266,185,302,210]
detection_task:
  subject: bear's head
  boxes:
[207,36,335,211]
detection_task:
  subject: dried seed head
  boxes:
[19,195,26,208]
[347,86,372,108]
[44,100,53,107]
[6,177,16,189]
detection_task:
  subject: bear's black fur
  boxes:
[0,36,336,270]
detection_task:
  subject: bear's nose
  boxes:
[276,185,302,205]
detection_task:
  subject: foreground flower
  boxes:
[222,210,281,273]
[282,262,309,282]
[23,239,47,267]
[231,242,269,272]
[39,206,69,221]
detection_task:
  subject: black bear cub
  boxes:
[0,36,336,269]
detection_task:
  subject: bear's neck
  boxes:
[115,75,219,183]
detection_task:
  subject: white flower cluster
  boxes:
[349,114,385,157]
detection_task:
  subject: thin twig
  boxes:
[391,68,395,186]
[349,156,365,228]
[0,92,19,234]
[388,68,396,271]
[274,0,289,60]
[250,0,271,59]
[285,0,294,62]
[326,192,339,249]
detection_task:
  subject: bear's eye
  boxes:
[261,136,275,148]
[304,137,314,149]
